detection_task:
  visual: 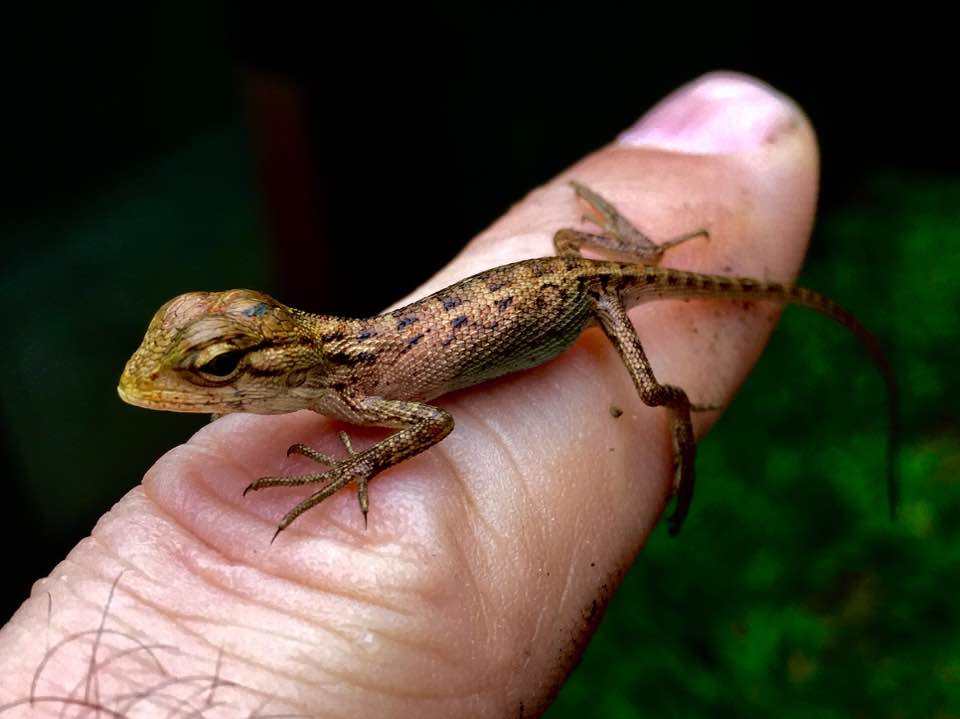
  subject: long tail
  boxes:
[630,265,900,517]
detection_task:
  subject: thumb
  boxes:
[0,73,817,718]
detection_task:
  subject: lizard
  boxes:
[117,182,898,540]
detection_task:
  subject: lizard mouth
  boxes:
[117,382,155,408]
[117,382,175,411]
[117,377,211,413]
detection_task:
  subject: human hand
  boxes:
[0,72,817,718]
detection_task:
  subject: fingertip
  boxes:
[618,71,809,156]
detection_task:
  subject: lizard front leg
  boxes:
[244,397,454,539]
[592,292,697,535]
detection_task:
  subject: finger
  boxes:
[0,73,818,717]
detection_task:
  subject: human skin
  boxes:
[0,72,818,718]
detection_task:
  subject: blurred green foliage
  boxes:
[548,176,960,717]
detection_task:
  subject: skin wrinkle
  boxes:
[250,544,422,617]
[423,415,476,516]
[66,582,256,675]
[143,557,372,653]
[140,457,249,553]
[76,533,438,694]
[57,555,165,631]
[428,364,636,696]
[520,566,566,679]
[293,645,479,703]
[195,542,472,672]
[412,428,496,659]
[440,396,542,615]
[146,455,429,616]
[282,650,479,715]
[195,431,268,479]
[119,609,347,704]
[549,517,588,648]
[64,636,176,678]
[442,395,573,700]
[411,437,502,664]
[45,585,277,697]
[77,671,231,714]
[446,397,529,512]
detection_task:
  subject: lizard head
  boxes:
[118,289,323,414]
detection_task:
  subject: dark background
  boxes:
[2,4,957,716]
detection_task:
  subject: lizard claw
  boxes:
[287,443,340,465]
[243,477,284,496]
[691,402,723,412]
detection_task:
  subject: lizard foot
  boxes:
[243,430,372,536]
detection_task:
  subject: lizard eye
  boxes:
[197,349,243,378]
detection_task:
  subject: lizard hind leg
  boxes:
[555,181,708,263]
[593,292,699,535]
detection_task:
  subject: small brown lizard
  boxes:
[118,182,898,539]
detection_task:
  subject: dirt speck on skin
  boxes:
[535,566,625,711]
[765,116,801,145]
[609,405,623,418]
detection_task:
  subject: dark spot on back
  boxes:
[357,329,377,340]
[442,296,463,311]
[451,315,468,330]
[396,315,419,330]
[685,275,698,288]
[400,333,425,354]
[495,296,513,311]
[487,279,511,292]
[666,274,679,286]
